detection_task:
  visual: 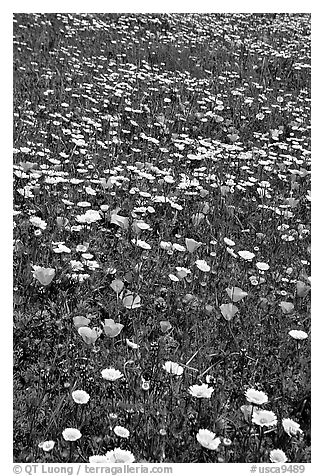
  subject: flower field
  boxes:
[13,13,311,464]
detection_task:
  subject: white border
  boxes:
[3,3,322,474]
[6,1,314,14]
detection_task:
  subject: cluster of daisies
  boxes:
[242,389,303,463]
[192,388,303,462]
[38,381,303,464]
[39,389,135,462]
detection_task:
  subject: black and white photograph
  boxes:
[11,4,313,470]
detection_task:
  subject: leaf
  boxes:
[123,292,141,309]
[110,279,124,294]
[103,319,124,338]
[220,303,239,321]
[226,287,248,302]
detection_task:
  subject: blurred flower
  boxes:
[78,326,101,345]
[77,209,102,224]
[289,330,308,340]
[110,213,129,230]
[141,379,150,391]
[223,438,232,446]
[32,266,55,286]
[132,220,151,234]
[269,449,287,463]
[106,448,135,463]
[160,320,172,333]
[81,253,93,260]
[70,260,84,271]
[131,238,151,250]
[252,410,277,427]
[30,216,47,230]
[103,319,124,338]
[160,241,173,251]
[182,294,194,305]
[238,250,255,261]
[73,316,91,330]
[280,301,294,314]
[249,275,264,285]
[38,440,55,452]
[195,259,210,272]
[185,238,202,253]
[89,455,108,463]
[85,260,100,270]
[245,389,268,405]
[189,383,214,399]
[256,262,270,271]
[175,267,191,279]
[123,292,141,309]
[172,243,186,252]
[196,429,221,450]
[220,303,239,321]
[205,374,215,384]
[282,418,303,437]
[221,185,230,196]
[62,428,82,441]
[101,368,123,381]
[85,186,97,196]
[227,247,238,258]
[53,243,71,254]
[72,273,90,282]
[56,217,69,228]
[126,338,139,349]
[76,243,89,252]
[163,361,184,376]
[110,279,124,294]
[71,390,90,404]
[224,237,235,246]
[226,287,248,302]
[113,426,130,438]
[70,225,82,232]
[240,404,257,423]
[296,280,311,297]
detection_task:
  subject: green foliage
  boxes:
[13,13,310,464]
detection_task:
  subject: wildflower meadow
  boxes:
[13,13,311,464]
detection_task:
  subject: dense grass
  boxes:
[13,13,311,464]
